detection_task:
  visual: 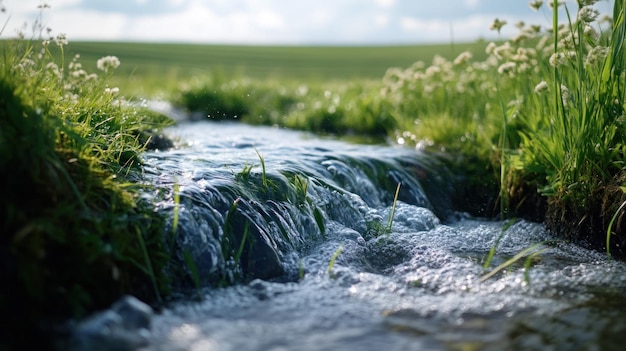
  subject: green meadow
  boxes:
[62,41,490,96]
[66,41,489,79]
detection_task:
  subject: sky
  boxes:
[1,0,615,45]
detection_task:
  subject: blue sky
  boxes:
[3,0,614,44]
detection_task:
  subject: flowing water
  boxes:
[78,111,626,351]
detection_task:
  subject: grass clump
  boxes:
[0,17,173,348]
[383,0,626,255]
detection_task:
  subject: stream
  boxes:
[72,109,626,351]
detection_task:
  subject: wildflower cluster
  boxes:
[97,55,121,72]
[380,0,623,222]
[9,24,124,107]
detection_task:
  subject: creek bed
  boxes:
[75,118,626,351]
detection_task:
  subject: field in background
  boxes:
[64,41,489,95]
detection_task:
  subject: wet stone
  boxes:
[70,295,153,351]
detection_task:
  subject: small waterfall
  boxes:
[142,121,454,288]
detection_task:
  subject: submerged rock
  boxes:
[70,295,153,351]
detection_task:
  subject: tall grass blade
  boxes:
[483,218,517,269]
[255,148,267,188]
[606,199,626,259]
[327,245,343,278]
[480,242,547,283]
[386,182,401,234]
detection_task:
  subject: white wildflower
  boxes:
[485,42,497,55]
[425,65,441,78]
[485,55,499,67]
[104,87,120,95]
[511,52,529,62]
[111,97,126,107]
[549,52,566,67]
[69,61,82,70]
[497,61,517,75]
[412,71,426,80]
[578,6,600,23]
[453,51,472,66]
[54,33,68,47]
[534,80,549,93]
[64,93,79,104]
[529,0,543,11]
[71,69,87,79]
[17,58,35,71]
[560,84,570,105]
[586,46,609,65]
[584,24,599,41]
[558,31,579,51]
[432,55,449,67]
[45,62,58,70]
[410,61,426,70]
[508,97,524,109]
[490,18,507,33]
[518,62,531,73]
[513,32,532,44]
[96,55,121,72]
[493,42,514,60]
[512,48,530,62]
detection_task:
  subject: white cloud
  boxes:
[373,0,396,8]
[464,0,480,9]
[2,0,600,44]
[374,14,389,28]
[309,8,336,27]
[44,9,128,41]
[112,1,288,43]
[254,10,284,30]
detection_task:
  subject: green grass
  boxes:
[54,41,490,97]
[327,245,343,278]
[0,32,173,348]
[65,41,490,79]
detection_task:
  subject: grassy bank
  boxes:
[0,30,173,348]
[174,1,626,256]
